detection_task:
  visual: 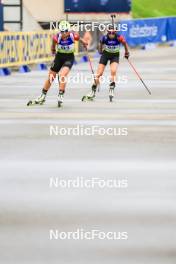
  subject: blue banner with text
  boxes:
[119,17,176,47]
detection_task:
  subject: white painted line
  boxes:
[1,99,176,103]
[2,109,176,114]
[0,160,176,171]
[0,119,176,126]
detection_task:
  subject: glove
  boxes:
[124,51,130,59]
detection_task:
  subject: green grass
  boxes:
[132,0,176,18]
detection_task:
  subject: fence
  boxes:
[0,31,54,68]
[0,31,79,69]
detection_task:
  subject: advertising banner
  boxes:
[65,0,131,13]
[119,18,168,47]
[167,17,176,41]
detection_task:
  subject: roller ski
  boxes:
[109,82,115,102]
[27,93,46,106]
[82,85,96,102]
[58,91,64,108]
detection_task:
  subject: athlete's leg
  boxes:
[57,66,71,107]
[94,51,109,87]
[110,62,118,83]
[95,63,106,85]
[90,52,108,95]
[82,64,106,101]
[94,50,109,89]
[42,52,62,95]
[43,52,61,94]
[32,70,57,105]
[58,66,70,93]
[82,51,109,101]
[109,62,118,101]
[43,70,57,92]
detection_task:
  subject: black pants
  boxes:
[99,50,120,65]
[50,52,75,73]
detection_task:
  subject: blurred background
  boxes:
[0,1,176,264]
[0,0,176,71]
[0,0,176,31]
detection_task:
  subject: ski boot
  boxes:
[82,84,97,102]
[27,93,46,106]
[58,90,64,108]
[109,82,115,102]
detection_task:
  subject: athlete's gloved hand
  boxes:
[124,51,130,59]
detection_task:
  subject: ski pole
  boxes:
[84,46,99,91]
[126,58,152,95]
[111,14,116,29]
[65,9,70,21]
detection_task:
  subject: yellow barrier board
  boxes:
[0,31,79,68]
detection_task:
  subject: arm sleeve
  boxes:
[117,35,126,44]
[73,32,80,41]
[52,35,58,44]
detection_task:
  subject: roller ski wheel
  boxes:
[27,99,45,106]
[27,93,46,106]
[109,82,115,103]
[109,89,114,102]
[58,93,64,108]
[82,95,95,102]
[109,95,113,102]
[82,84,96,102]
[58,101,63,108]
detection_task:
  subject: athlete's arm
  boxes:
[98,42,103,54]
[118,35,130,59]
[51,35,58,55]
[98,36,105,54]
[73,32,88,47]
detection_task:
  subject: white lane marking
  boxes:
[0,160,176,171]
[0,119,176,126]
[1,110,176,114]
[1,99,176,103]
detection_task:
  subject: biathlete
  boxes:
[27,20,87,107]
[82,25,130,102]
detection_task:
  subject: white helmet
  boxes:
[59,20,71,32]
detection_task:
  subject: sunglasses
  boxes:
[61,29,69,33]
[108,31,116,35]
